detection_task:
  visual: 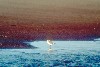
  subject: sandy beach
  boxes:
[0,0,100,42]
[0,0,100,66]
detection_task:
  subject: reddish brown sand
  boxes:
[0,19,100,40]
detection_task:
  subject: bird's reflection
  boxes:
[48,48,53,51]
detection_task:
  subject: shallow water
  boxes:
[0,41,100,67]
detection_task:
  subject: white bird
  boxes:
[47,40,55,50]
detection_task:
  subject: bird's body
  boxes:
[47,40,55,50]
[47,40,54,45]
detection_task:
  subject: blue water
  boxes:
[0,41,100,67]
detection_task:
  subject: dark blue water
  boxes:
[0,41,100,67]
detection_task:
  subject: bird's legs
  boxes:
[50,45,51,49]
[48,45,52,51]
